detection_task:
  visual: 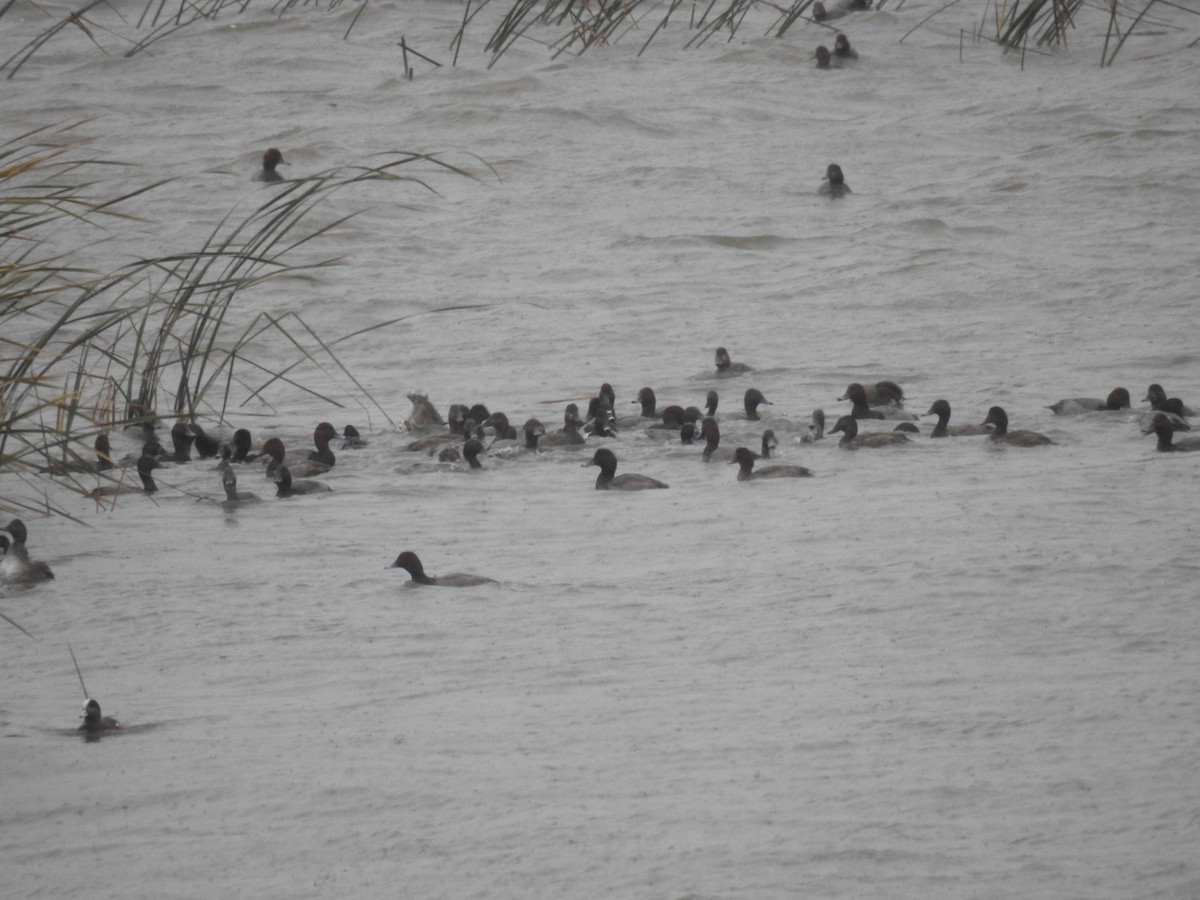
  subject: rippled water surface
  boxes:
[2,1,1199,897]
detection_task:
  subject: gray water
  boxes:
[2,1,1199,897]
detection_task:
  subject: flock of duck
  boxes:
[2,347,1195,734]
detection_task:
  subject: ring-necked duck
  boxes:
[923,400,992,437]
[980,407,1053,446]
[1047,388,1130,415]
[829,415,910,448]
[390,550,496,587]
[256,148,287,182]
[732,447,812,480]
[584,448,668,490]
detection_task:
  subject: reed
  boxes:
[1,129,479,516]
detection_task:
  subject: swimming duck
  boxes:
[829,415,910,448]
[89,455,159,500]
[585,448,668,490]
[390,550,496,587]
[256,148,287,183]
[1047,388,1130,415]
[732,447,812,480]
[704,390,719,418]
[1144,413,1200,452]
[760,429,778,458]
[1144,384,1195,418]
[980,407,1053,446]
[169,420,195,463]
[923,399,992,437]
[819,164,851,198]
[41,433,113,475]
[274,466,332,497]
[405,393,445,430]
[221,468,261,503]
[340,425,368,449]
[700,417,737,462]
[79,698,120,735]
[743,388,772,420]
[833,33,858,59]
[482,411,520,448]
[1,519,55,582]
[540,404,586,447]
[815,46,833,69]
[494,419,545,459]
[189,424,223,460]
[841,383,915,420]
[799,409,826,443]
[715,347,753,375]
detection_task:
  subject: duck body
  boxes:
[981,407,1053,446]
[390,550,495,587]
[1047,388,1130,415]
[79,698,120,735]
[829,415,910,449]
[819,163,851,198]
[274,466,332,497]
[0,520,54,582]
[923,400,992,437]
[585,448,668,490]
[1144,413,1200,452]
[256,148,287,182]
[90,455,159,500]
[841,383,915,420]
[714,347,752,375]
[733,447,812,480]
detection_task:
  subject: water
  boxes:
[2,2,1199,897]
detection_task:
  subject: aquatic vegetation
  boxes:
[1,125,478,515]
[1,0,1196,73]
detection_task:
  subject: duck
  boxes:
[460,438,487,469]
[79,698,120,735]
[494,419,545,459]
[169,420,195,463]
[732,447,812,480]
[221,468,261,503]
[390,550,496,587]
[0,519,55,582]
[482,411,520,448]
[584,448,668,490]
[833,32,859,59]
[89,455,160,500]
[840,383,916,420]
[255,148,287,183]
[799,409,826,443]
[631,387,661,420]
[819,163,851,198]
[1143,413,1200,452]
[405,392,445,430]
[1047,388,1130,415]
[340,425,368,449]
[815,46,833,69]
[980,407,1053,446]
[743,388,772,421]
[1144,384,1195,418]
[40,433,113,475]
[539,404,586,447]
[274,466,332,497]
[714,347,753,375]
[760,429,778,459]
[704,390,719,418]
[829,415,910,449]
[700,417,737,462]
[189,424,223,460]
[260,423,337,479]
[679,422,697,445]
[231,428,256,461]
[923,399,992,437]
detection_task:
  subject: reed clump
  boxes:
[1,126,477,518]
